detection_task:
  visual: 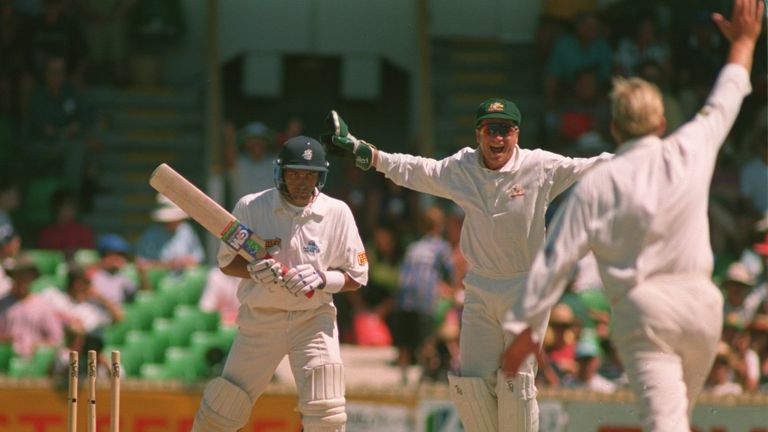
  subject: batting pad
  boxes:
[496,369,539,432]
[191,377,253,432]
[447,373,498,432]
[300,364,347,431]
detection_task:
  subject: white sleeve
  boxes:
[376,151,456,200]
[333,204,369,286]
[504,187,594,337]
[665,64,751,163]
[549,152,613,199]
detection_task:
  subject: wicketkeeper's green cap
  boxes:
[475,98,521,127]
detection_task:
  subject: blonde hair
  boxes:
[610,76,665,139]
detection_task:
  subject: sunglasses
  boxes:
[480,123,518,136]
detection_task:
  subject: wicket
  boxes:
[67,350,121,432]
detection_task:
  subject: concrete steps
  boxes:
[430,38,542,155]
[84,85,204,243]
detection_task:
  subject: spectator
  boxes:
[1,0,27,119]
[0,179,19,229]
[23,53,94,192]
[705,341,743,396]
[275,116,303,147]
[225,121,276,208]
[544,12,613,108]
[90,233,137,306]
[545,67,611,152]
[562,328,616,393]
[198,266,240,328]
[392,206,455,384]
[337,224,400,345]
[23,0,87,84]
[739,122,768,215]
[40,264,123,358]
[75,0,136,84]
[636,60,685,133]
[0,222,21,297]
[36,187,95,257]
[0,253,64,358]
[613,15,672,78]
[748,314,768,389]
[727,316,760,392]
[676,8,727,118]
[135,193,205,273]
[722,262,764,325]
[543,302,579,381]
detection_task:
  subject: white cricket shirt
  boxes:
[505,64,753,334]
[376,147,611,278]
[218,188,369,311]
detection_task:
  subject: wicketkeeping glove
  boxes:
[326,110,377,170]
[247,258,284,286]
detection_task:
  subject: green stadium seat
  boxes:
[167,315,198,347]
[25,249,65,276]
[102,321,130,346]
[28,275,63,293]
[179,266,208,304]
[145,267,170,291]
[0,343,15,372]
[173,305,219,332]
[164,346,203,382]
[133,291,165,319]
[121,263,140,286]
[124,329,165,363]
[7,357,35,378]
[103,344,142,378]
[139,363,171,381]
[189,331,222,357]
[122,302,156,331]
[7,346,57,378]
[20,178,67,227]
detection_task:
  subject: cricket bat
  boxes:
[148,163,314,298]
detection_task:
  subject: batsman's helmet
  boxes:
[274,135,329,191]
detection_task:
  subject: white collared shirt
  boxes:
[218,188,368,311]
[505,64,752,334]
[376,146,611,278]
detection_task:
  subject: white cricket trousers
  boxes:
[611,275,722,432]
[460,272,547,385]
[223,303,344,406]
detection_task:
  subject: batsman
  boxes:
[192,136,368,432]
[325,101,611,430]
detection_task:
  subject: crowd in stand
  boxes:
[0,0,765,394]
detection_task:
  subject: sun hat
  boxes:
[151,194,188,222]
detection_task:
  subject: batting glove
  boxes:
[247,258,284,286]
[326,110,377,170]
[283,264,324,296]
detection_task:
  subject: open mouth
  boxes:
[489,145,506,154]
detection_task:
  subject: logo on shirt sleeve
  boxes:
[357,251,368,265]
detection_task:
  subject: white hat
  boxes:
[724,262,756,287]
[151,194,188,222]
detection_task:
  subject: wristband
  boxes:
[320,270,345,294]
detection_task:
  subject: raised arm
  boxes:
[712,0,765,73]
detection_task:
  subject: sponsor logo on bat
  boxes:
[221,220,252,252]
